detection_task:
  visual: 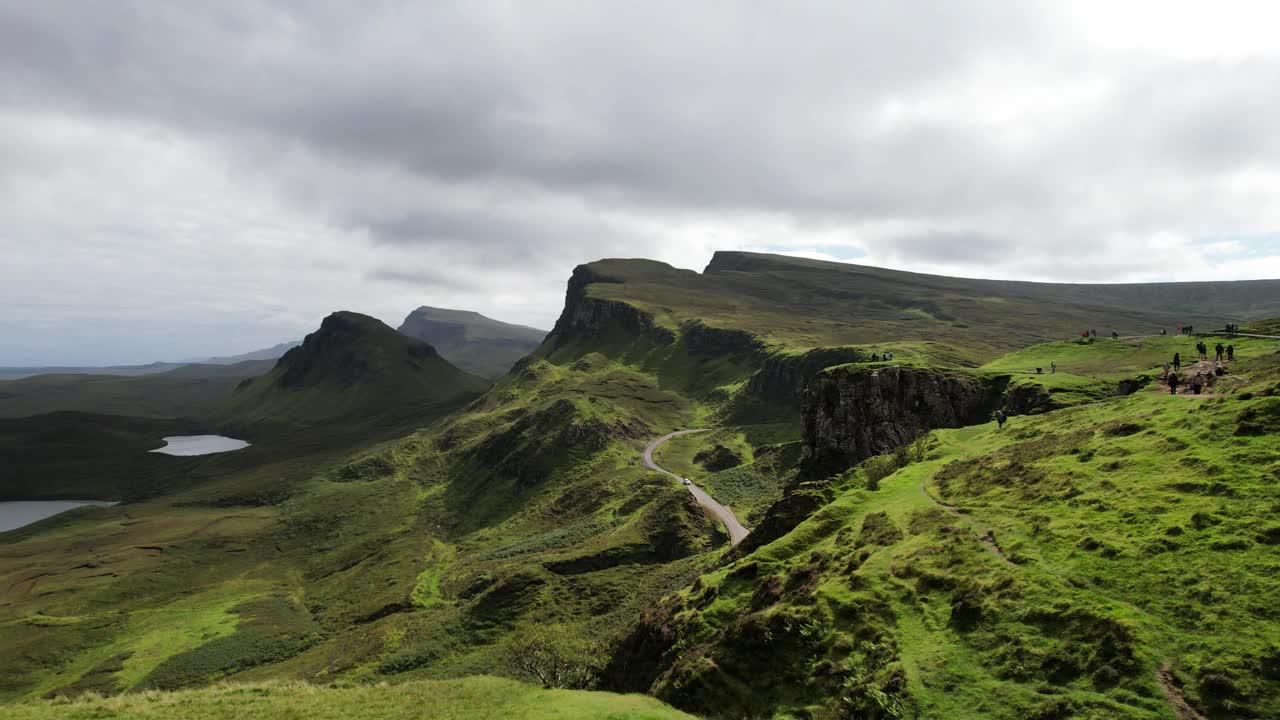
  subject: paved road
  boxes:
[642,429,750,547]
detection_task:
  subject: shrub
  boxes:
[498,622,601,690]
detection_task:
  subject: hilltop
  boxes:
[398,306,547,378]
[224,311,489,427]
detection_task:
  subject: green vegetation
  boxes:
[223,311,489,428]
[6,676,694,719]
[7,255,1280,718]
[611,334,1280,719]
[398,306,548,379]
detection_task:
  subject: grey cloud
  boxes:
[885,231,1018,264]
[5,2,1280,363]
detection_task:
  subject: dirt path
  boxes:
[920,483,1013,566]
[1157,667,1209,720]
[1150,356,1231,397]
[643,430,750,546]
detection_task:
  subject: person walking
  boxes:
[1051,360,1056,374]
[995,410,1007,430]
[1173,352,1181,371]
[1227,344,1235,361]
[1168,372,1180,395]
[1163,361,1170,377]
[1215,343,1224,361]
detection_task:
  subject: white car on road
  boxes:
[682,478,692,486]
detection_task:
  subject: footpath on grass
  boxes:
[642,430,750,546]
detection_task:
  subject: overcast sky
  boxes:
[4,1,1280,365]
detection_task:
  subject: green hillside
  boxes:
[6,676,693,720]
[5,253,1280,718]
[607,335,1280,719]
[224,311,490,427]
[398,306,547,379]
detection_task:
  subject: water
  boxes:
[0,501,117,532]
[149,435,250,456]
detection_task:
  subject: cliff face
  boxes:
[801,365,998,474]
[546,265,675,350]
[744,347,868,404]
[682,321,765,360]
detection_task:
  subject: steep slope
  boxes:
[398,306,547,378]
[0,360,273,419]
[224,311,489,427]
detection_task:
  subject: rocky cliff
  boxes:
[744,347,868,404]
[801,364,999,475]
[546,265,675,351]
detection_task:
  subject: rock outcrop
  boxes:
[801,365,998,475]
[546,265,675,350]
[744,347,868,404]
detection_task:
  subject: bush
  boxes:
[498,622,601,689]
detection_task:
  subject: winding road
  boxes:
[643,429,750,547]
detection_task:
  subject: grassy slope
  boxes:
[0,315,724,702]
[626,337,1280,719]
[6,676,694,720]
[8,256,1280,715]
[223,312,490,428]
[0,361,273,419]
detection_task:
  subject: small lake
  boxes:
[0,501,118,533]
[149,435,250,456]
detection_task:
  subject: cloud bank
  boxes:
[3,1,1280,364]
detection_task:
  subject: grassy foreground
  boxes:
[5,676,694,720]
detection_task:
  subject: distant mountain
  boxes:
[224,311,489,426]
[0,360,274,419]
[397,306,547,378]
[184,341,300,365]
[0,362,187,381]
[0,343,298,382]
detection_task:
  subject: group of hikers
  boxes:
[1164,341,1234,395]
[1003,326,1247,427]
[870,351,895,362]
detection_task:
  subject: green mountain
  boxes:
[224,311,490,427]
[5,253,1280,719]
[397,306,547,379]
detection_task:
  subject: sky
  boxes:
[4,1,1280,365]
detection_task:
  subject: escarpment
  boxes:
[801,364,999,475]
[744,347,869,404]
[546,265,675,350]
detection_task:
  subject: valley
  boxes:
[4,252,1280,719]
